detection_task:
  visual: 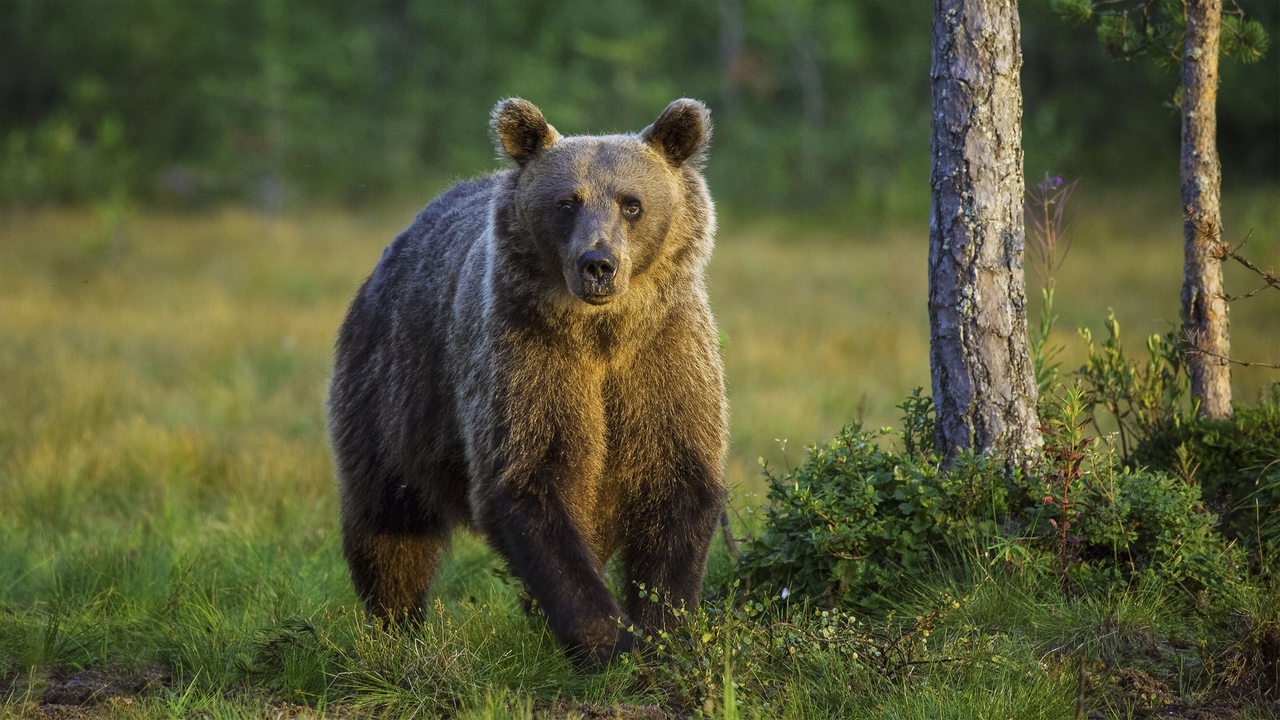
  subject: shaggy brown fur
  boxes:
[328,98,727,665]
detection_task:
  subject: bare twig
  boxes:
[1227,253,1280,291]
[1214,233,1280,293]
[1191,233,1280,369]
[1183,329,1280,370]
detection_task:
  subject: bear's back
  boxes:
[330,173,507,491]
[369,174,503,301]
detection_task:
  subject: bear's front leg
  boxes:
[478,479,636,666]
[620,458,727,637]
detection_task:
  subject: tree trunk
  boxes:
[1180,0,1232,419]
[928,0,1041,467]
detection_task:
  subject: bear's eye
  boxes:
[620,198,643,219]
[557,197,580,215]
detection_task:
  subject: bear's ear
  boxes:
[491,98,561,166]
[641,98,711,168]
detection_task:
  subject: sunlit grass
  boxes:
[1032,185,1280,406]
[715,186,1277,492]
[0,190,1275,716]
[712,221,932,491]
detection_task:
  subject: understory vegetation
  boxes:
[730,384,1278,719]
[1,204,1277,718]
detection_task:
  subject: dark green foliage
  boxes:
[1076,312,1187,457]
[0,0,930,215]
[1053,0,1270,66]
[1038,459,1242,593]
[1038,0,1277,180]
[1222,12,1272,62]
[736,422,1013,609]
[1131,385,1280,562]
[1073,310,1280,565]
[1051,0,1095,26]
[737,383,1246,609]
[1,1,1274,212]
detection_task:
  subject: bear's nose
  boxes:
[577,250,617,283]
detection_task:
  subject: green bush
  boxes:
[736,428,1012,608]
[1130,384,1280,562]
[736,393,1017,608]
[1075,312,1187,457]
[1072,309,1279,565]
[1033,462,1243,593]
[737,387,1245,608]
[1029,383,1244,594]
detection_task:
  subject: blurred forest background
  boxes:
[2,0,1277,218]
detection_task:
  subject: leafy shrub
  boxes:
[1073,308,1279,564]
[1031,462,1242,593]
[1075,312,1187,457]
[737,387,1244,608]
[1029,383,1244,594]
[1130,384,1280,562]
[736,396,1015,609]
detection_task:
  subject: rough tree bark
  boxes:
[1180,0,1233,419]
[928,0,1042,467]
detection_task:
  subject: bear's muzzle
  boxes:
[576,249,620,304]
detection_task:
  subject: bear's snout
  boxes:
[578,249,616,283]
[576,249,620,303]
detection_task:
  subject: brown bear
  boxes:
[327,98,727,665]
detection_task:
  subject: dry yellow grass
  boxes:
[711,223,932,490]
[1,192,1275,508]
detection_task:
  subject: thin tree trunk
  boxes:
[1180,0,1232,419]
[928,0,1041,467]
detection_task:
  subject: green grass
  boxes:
[0,192,1277,718]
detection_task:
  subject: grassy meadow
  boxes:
[0,188,1277,718]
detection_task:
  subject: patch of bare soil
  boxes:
[532,698,671,719]
[39,666,168,706]
[5,666,681,719]
[1086,661,1280,720]
[0,665,166,719]
[1,667,366,719]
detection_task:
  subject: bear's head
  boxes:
[491,98,711,307]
